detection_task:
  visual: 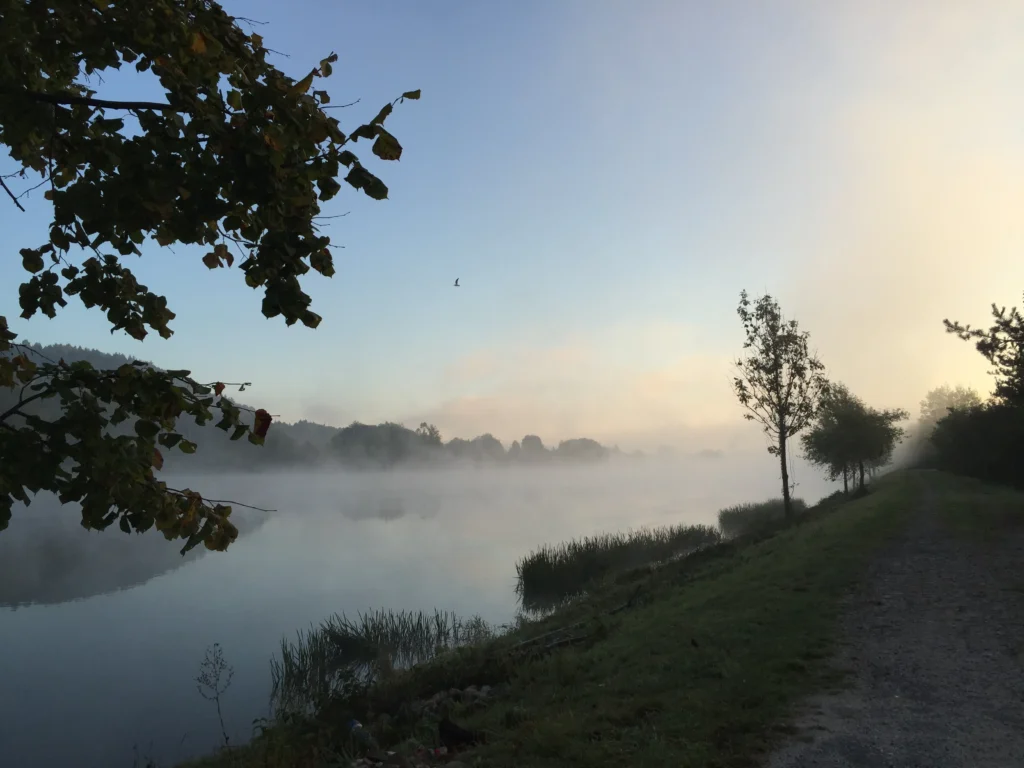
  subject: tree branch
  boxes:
[0,176,25,212]
[167,489,275,514]
[0,389,50,424]
[0,86,181,112]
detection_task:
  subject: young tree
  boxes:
[0,2,419,552]
[801,384,863,493]
[733,290,828,517]
[856,406,909,487]
[945,293,1024,406]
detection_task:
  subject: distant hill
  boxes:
[2,342,624,471]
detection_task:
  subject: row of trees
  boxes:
[735,286,1024,514]
[733,291,907,516]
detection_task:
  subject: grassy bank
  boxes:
[182,474,915,768]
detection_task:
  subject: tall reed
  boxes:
[515,523,722,611]
[269,608,495,716]
[716,498,807,539]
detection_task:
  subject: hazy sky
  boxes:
[3,0,1023,450]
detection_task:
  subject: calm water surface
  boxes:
[0,458,835,767]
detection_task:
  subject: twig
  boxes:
[0,176,25,211]
[167,490,276,514]
[322,99,361,110]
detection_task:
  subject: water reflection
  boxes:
[0,496,270,608]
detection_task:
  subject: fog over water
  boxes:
[0,456,836,768]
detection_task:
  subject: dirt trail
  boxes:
[765,485,1024,768]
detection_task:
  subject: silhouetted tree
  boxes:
[416,422,443,447]
[520,435,547,461]
[945,293,1024,406]
[801,384,863,492]
[734,291,828,517]
[802,388,907,492]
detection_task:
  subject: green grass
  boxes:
[515,524,722,611]
[921,470,1024,541]
[717,497,808,539]
[181,475,916,768]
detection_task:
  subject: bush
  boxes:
[515,523,722,612]
[717,498,808,539]
[928,402,1024,488]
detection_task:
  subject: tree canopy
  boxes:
[733,290,827,517]
[801,384,907,492]
[0,1,419,552]
[945,292,1024,407]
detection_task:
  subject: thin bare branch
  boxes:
[0,176,26,212]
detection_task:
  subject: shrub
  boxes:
[717,498,808,539]
[928,402,1024,489]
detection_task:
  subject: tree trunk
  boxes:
[780,430,792,518]
[858,460,865,489]
[842,465,849,494]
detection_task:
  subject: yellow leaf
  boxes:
[290,69,316,95]
[190,32,207,55]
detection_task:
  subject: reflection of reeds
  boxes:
[717,498,807,539]
[270,609,496,716]
[515,524,722,612]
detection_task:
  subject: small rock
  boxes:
[448,687,463,701]
[479,684,492,697]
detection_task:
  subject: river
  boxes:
[0,456,836,767]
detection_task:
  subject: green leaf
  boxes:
[21,249,44,274]
[345,166,389,200]
[401,89,422,100]
[134,420,160,439]
[158,433,183,448]
[349,124,379,142]
[227,90,242,110]
[179,440,198,455]
[372,103,393,125]
[372,130,403,162]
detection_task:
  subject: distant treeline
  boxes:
[3,342,628,471]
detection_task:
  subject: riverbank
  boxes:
[180,474,916,768]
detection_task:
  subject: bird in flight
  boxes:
[453,278,460,287]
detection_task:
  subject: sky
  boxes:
[3,0,1024,451]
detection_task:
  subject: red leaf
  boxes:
[153,448,164,471]
[253,408,272,438]
[214,382,226,396]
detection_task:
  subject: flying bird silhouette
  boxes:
[453,278,460,287]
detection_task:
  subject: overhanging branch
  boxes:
[0,86,182,112]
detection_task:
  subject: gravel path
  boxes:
[765,485,1024,768]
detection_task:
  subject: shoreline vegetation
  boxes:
[177,482,897,768]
